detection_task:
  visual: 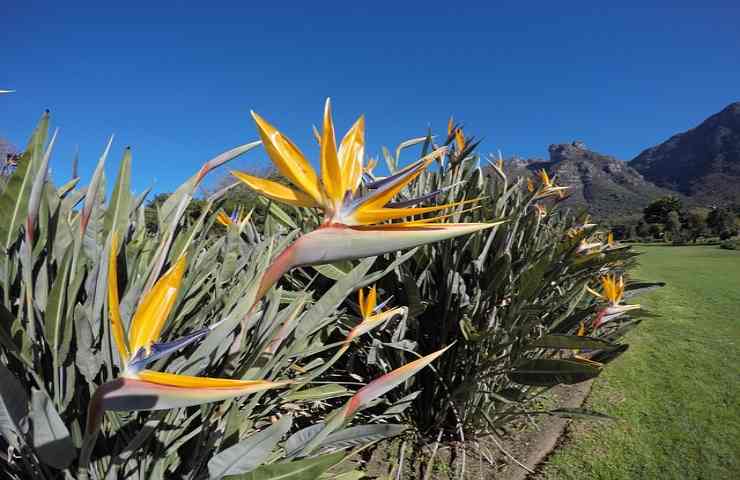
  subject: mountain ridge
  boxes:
[500,141,676,219]
[630,102,740,204]
[497,102,740,218]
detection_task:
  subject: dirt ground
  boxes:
[363,381,593,479]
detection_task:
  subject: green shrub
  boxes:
[0,108,664,479]
[0,113,434,479]
[719,239,739,250]
[263,128,663,437]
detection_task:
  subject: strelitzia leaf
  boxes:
[589,344,630,364]
[0,363,28,446]
[27,128,58,243]
[81,135,113,235]
[283,385,350,402]
[528,334,619,351]
[622,281,666,299]
[207,415,292,479]
[44,246,73,365]
[284,424,325,458]
[228,452,345,480]
[292,257,376,339]
[104,146,132,236]
[259,197,300,229]
[395,136,431,164]
[312,261,353,281]
[299,346,450,457]
[0,111,48,251]
[315,424,407,454]
[509,359,602,386]
[160,142,260,227]
[30,388,76,469]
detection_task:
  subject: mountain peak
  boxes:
[497,142,672,219]
[630,102,740,204]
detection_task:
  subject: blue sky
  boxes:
[2,1,739,195]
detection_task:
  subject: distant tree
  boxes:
[707,207,738,240]
[648,223,664,239]
[643,196,682,224]
[636,219,650,238]
[682,210,707,243]
[666,211,681,242]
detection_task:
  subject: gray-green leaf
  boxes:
[30,388,75,469]
[208,415,292,479]
[0,363,28,446]
[228,452,345,480]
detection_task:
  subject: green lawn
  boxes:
[538,246,740,480]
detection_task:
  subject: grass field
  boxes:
[538,245,740,480]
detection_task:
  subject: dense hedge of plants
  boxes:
[0,106,661,479]
[267,126,662,439]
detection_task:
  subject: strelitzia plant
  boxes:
[346,286,407,348]
[231,99,500,298]
[532,168,568,200]
[286,286,408,388]
[587,273,640,327]
[82,234,291,466]
[216,207,252,228]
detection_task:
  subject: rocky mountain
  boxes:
[501,141,675,219]
[630,102,740,205]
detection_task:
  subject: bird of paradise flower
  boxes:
[232,99,502,299]
[587,273,640,327]
[82,234,291,464]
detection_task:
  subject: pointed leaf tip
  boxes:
[345,345,451,417]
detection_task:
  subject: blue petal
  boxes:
[347,159,429,213]
[386,186,454,208]
[127,327,211,372]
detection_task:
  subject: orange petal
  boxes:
[351,198,481,225]
[215,211,232,226]
[320,98,343,204]
[250,110,324,204]
[232,171,319,208]
[108,233,129,362]
[128,257,186,354]
[338,115,365,194]
[366,286,377,317]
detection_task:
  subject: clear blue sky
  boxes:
[2,1,739,195]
